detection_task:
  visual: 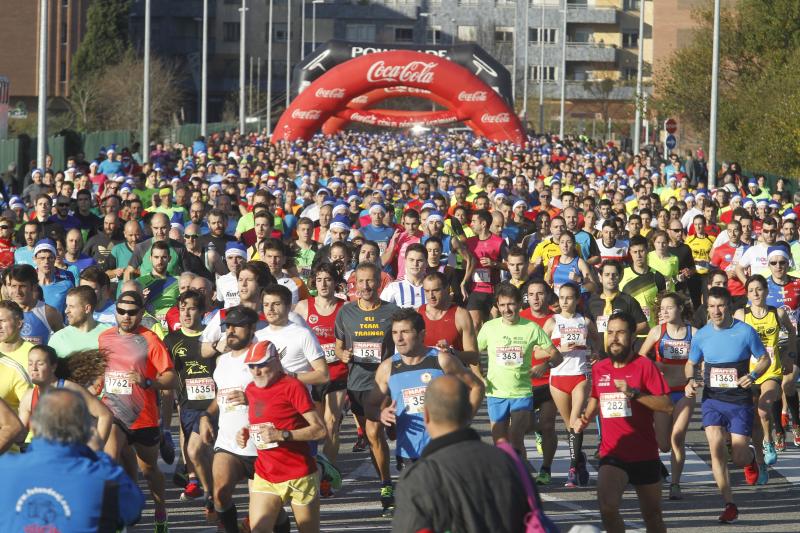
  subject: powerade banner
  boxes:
[293,40,513,107]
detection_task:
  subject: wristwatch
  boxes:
[282,430,292,441]
[143,378,153,389]
[627,388,641,400]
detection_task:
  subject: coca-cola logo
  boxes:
[350,95,369,104]
[314,87,346,99]
[458,90,488,102]
[366,60,437,84]
[383,86,430,95]
[291,109,322,120]
[480,112,510,124]
[350,112,377,125]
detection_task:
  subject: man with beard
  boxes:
[573,311,672,533]
[48,286,110,357]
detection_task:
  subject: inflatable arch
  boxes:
[272,50,525,144]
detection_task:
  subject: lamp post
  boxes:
[36,0,48,168]
[311,0,323,50]
[267,0,273,136]
[633,0,645,153]
[708,0,721,187]
[239,0,247,133]
[143,0,151,162]
[300,0,306,59]
[286,0,292,106]
[538,0,545,133]
[522,0,530,121]
[200,0,208,138]
[558,0,567,139]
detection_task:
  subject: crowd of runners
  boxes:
[0,129,798,532]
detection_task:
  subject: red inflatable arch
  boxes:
[272,50,524,144]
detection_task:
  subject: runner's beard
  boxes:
[607,343,632,363]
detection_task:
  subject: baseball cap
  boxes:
[244,340,278,366]
[222,306,260,327]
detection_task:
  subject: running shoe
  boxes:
[160,430,175,465]
[669,483,682,500]
[320,478,334,498]
[203,498,216,524]
[763,441,778,466]
[154,520,169,533]
[353,432,368,452]
[534,431,544,455]
[380,484,395,517]
[316,453,342,490]
[718,503,738,524]
[180,479,203,501]
[743,459,759,485]
[775,431,786,452]
[535,469,551,486]
[565,467,578,488]
[577,452,590,486]
[793,425,800,447]
[756,463,769,485]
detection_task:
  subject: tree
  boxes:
[72,0,131,80]
[654,0,800,176]
[583,78,616,134]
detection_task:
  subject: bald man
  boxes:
[125,213,186,280]
[392,376,539,533]
[110,220,143,280]
[83,213,124,270]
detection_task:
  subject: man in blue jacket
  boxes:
[0,388,144,532]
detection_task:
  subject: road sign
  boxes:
[665,134,677,150]
[664,118,678,134]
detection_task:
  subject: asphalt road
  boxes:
[131,407,800,532]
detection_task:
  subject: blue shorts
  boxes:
[487,396,534,423]
[701,398,754,436]
[179,407,206,437]
[669,391,685,405]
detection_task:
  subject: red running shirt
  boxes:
[419,304,463,351]
[307,297,347,382]
[591,355,669,462]
[520,309,554,387]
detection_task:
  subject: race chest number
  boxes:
[600,392,631,418]
[353,341,382,364]
[250,423,278,450]
[559,326,586,347]
[473,268,491,283]
[321,343,338,364]
[186,378,216,401]
[709,367,738,389]
[105,371,133,395]
[662,340,690,361]
[218,387,247,412]
[402,386,426,414]
[597,315,609,333]
[495,346,523,367]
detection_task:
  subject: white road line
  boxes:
[767,445,800,484]
[540,493,646,533]
[660,447,716,486]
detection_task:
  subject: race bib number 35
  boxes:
[495,346,523,367]
[250,423,278,450]
[709,367,738,389]
[600,392,632,418]
[353,342,382,364]
[105,371,133,395]
[402,386,426,414]
[186,378,216,401]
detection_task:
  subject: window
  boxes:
[529,28,557,43]
[622,31,639,48]
[394,27,414,42]
[622,68,637,81]
[459,0,479,4]
[346,23,376,42]
[61,23,68,45]
[457,25,477,43]
[60,61,67,81]
[623,0,641,9]
[223,22,240,42]
[427,26,442,44]
[495,26,514,43]
[530,65,557,81]
[274,23,288,42]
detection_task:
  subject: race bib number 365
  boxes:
[186,378,216,401]
[105,371,133,395]
[402,386,426,414]
[709,367,738,389]
[353,341,382,364]
[495,346,523,367]
[600,392,632,418]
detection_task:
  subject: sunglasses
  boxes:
[770,261,788,266]
[0,226,10,230]
[116,307,141,316]
[669,228,683,232]
[247,361,271,369]
[185,234,198,239]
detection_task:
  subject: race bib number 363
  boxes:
[353,341,382,364]
[495,346,523,367]
[402,386,426,414]
[105,371,133,395]
[709,367,738,389]
[186,378,216,401]
[600,392,632,418]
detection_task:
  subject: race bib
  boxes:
[353,341,382,364]
[559,325,586,347]
[218,387,247,413]
[299,267,312,280]
[250,423,278,450]
[642,305,652,322]
[186,378,216,401]
[321,343,338,364]
[402,386,427,414]
[495,345,523,367]
[597,315,609,333]
[709,367,738,389]
[662,340,690,361]
[378,241,388,254]
[105,371,132,395]
[600,392,632,418]
[473,268,491,283]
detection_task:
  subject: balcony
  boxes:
[566,2,618,24]
[565,42,617,62]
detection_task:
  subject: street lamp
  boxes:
[36,0,48,168]
[143,0,151,163]
[311,0,324,50]
[200,0,208,138]
[633,0,646,153]
[267,0,273,136]
[708,0,721,187]
[239,0,248,133]
[558,0,567,139]
[286,0,292,106]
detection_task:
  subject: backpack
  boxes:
[496,441,560,533]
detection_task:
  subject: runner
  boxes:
[586,261,649,347]
[334,262,400,516]
[572,312,672,533]
[0,301,35,370]
[648,230,679,292]
[710,219,749,311]
[5,264,63,345]
[638,292,697,499]
[99,290,177,532]
[545,230,596,299]
[686,287,771,522]
[621,235,667,329]
[465,209,507,330]
[373,308,484,465]
[236,339,327,532]
[380,243,428,309]
[478,283,558,460]
[48,286,110,357]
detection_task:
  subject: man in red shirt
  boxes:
[574,311,671,533]
[99,290,177,531]
[0,216,16,268]
[710,219,748,309]
[236,340,326,533]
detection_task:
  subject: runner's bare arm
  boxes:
[532,343,560,378]
[638,325,662,361]
[293,298,309,322]
[369,359,394,422]
[454,306,480,365]
[439,351,484,416]
[45,304,64,332]
[17,389,33,430]
[573,397,598,433]
[0,398,23,454]
[295,357,330,386]
[615,379,673,413]
[335,337,352,364]
[282,410,327,442]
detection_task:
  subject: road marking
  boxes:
[660,447,716,486]
[767,445,800,484]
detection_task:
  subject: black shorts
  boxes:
[179,407,213,437]
[114,419,161,447]
[214,448,256,479]
[466,292,494,316]
[532,385,553,408]
[312,379,348,402]
[348,389,379,420]
[598,456,663,486]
